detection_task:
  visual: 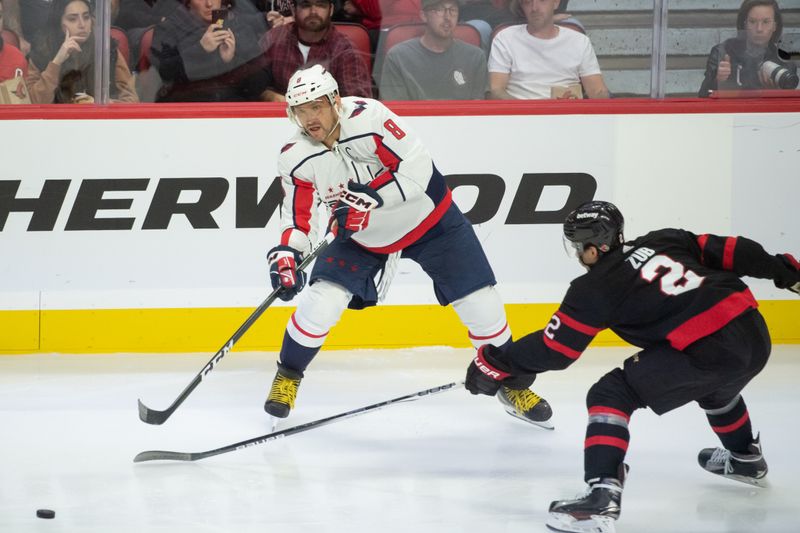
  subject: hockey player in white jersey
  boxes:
[264,64,553,428]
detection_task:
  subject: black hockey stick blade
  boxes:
[134,380,463,462]
[137,234,334,425]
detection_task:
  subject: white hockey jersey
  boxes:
[277,97,453,255]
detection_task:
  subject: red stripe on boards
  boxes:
[3,99,800,121]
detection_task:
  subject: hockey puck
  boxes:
[36,509,55,519]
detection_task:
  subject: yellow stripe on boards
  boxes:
[0,301,798,354]
[0,310,40,351]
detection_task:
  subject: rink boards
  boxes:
[1,101,798,352]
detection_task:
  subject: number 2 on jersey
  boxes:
[640,255,704,296]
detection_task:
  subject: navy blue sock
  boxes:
[278,331,321,373]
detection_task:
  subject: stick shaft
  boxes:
[134,381,463,462]
[137,234,334,425]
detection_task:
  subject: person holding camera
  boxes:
[699,0,798,97]
[151,0,270,101]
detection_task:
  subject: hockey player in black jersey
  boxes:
[464,200,800,533]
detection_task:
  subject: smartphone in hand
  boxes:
[211,9,228,29]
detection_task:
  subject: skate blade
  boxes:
[720,473,769,488]
[546,512,616,533]
[503,407,555,430]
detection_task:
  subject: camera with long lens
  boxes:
[759,61,800,89]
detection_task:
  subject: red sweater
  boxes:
[0,43,27,82]
[349,0,382,30]
[379,0,422,28]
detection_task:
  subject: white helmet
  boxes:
[285,64,339,108]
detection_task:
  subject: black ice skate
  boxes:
[497,386,554,430]
[264,363,303,419]
[697,433,768,487]
[546,465,627,533]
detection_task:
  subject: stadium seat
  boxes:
[334,22,372,72]
[1,29,20,49]
[111,26,130,67]
[137,26,155,72]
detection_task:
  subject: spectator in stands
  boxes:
[0,1,28,82]
[27,0,138,103]
[460,0,514,29]
[116,1,180,65]
[487,0,582,32]
[699,0,797,96]
[151,0,269,101]
[265,0,295,28]
[457,1,516,52]
[335,0,380,30]
[379,0,420,28]
[116,0,180,31]
[1,0,32,55]
[380,0,488,100]
[114,0,181,68]
[333,1,380,51]
[260,0,372,101]
[488,0,608,99]
[4,0,122,56]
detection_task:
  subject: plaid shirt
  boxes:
[261,24,373,97]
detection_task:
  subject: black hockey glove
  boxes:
[775,253,800,295]
[268,245,306,301]
[466,345,511,396]
[331,181,383,241]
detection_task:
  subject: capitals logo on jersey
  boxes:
[349,100,368,118]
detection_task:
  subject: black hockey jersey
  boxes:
[505,228,799,374]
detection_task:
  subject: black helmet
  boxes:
[563,201,625,255]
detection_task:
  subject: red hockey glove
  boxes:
[268,245,307,301]
[330,181,383,241]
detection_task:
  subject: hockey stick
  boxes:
[134,380,463,462]
[137,233,335,425]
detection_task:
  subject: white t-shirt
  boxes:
[488,24,602,99]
